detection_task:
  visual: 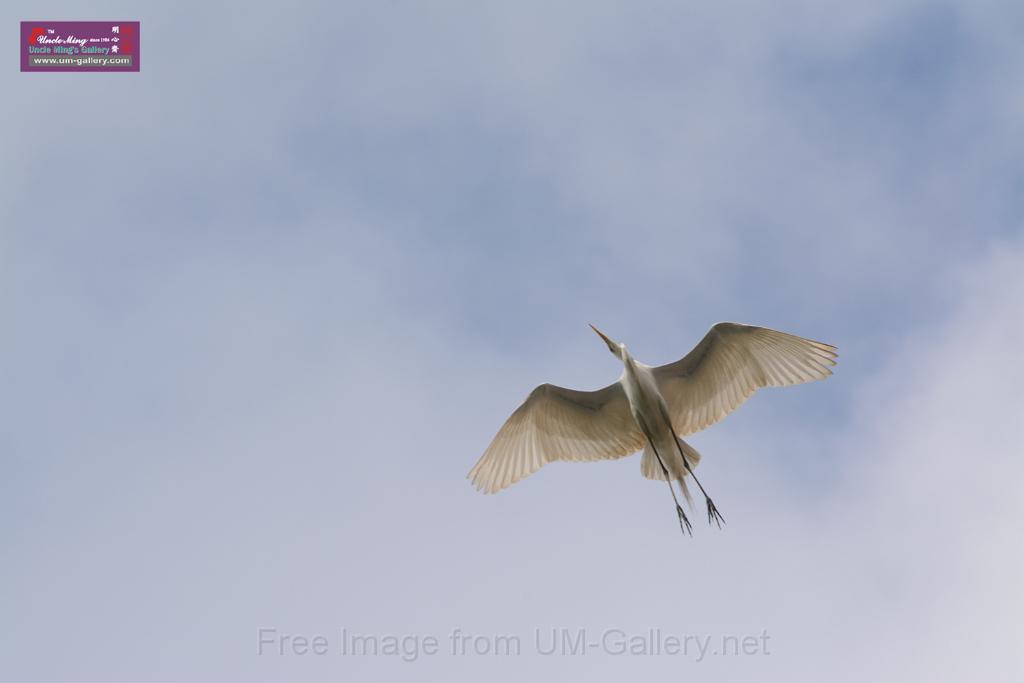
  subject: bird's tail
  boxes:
[640,436,701,508]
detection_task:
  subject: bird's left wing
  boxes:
[653,322,837,437]
[468,382,645,493]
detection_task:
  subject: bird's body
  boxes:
[619,355,663,426]
[618,354,697,493]
[469,322,837,534]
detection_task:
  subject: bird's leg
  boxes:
[636,418,691,537]
[651,440,692,537]
[670,437,725,529]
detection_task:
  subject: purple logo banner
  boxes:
[21,21,140,72]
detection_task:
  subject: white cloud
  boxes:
[821,242,1024,680]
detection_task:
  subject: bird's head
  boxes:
[589,324,627,361]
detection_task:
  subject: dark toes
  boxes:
[706,499,725,529]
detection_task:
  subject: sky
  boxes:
[3,1,1023,681]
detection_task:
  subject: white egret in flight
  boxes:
[468,323,837,535]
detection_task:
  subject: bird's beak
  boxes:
[589,324,615,347]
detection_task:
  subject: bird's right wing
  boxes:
[468,382,645,494]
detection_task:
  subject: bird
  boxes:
[468,322,837,535]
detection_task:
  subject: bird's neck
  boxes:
[620,351,636,372]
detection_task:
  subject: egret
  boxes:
[468,323,837,535]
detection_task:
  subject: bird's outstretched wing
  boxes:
[654,322,837,437]
[468,382,645,493]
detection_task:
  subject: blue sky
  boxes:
[3,2,1023,681]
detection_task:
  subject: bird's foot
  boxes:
[676,504,693,537]
[706,498,725,529]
